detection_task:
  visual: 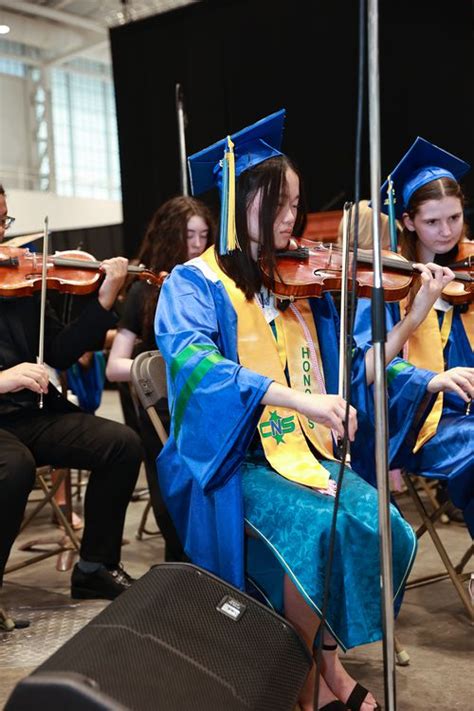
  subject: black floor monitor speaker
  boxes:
[6,563,312,711]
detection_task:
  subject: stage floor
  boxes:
[1,389,472,710]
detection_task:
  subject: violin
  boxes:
[0,246,167,298]
[259,238,473,304]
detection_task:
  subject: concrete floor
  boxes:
[1,389,472,710]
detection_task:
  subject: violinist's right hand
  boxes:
[314,479,338,497]
[261,383,358,440]
[297,393,358,441]
[427,367,474,403]
[0,362,49,394]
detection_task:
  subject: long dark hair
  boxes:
[399,177,467,262]
[132,195,216,340]
[217,155,306,299]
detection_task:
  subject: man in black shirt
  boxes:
[0,184,143,601]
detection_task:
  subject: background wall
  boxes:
[0,74,33,187]
[110,0,473,258]
[6,189,122,236]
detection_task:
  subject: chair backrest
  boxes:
[130,350,168,410]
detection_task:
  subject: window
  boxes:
[0,38,36,76]
[0,57,25,77]
[51,61,121,200]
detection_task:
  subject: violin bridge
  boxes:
[327,243,333,267]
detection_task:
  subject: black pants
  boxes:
[0,410,143,585]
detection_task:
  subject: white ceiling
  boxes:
[0,0,197,67]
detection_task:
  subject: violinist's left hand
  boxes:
[407,262,455,328]
[368,263,455,385]
[98,257,129,310]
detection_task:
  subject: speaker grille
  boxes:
[35,564,311,711]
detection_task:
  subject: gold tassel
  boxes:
[224,137,240,252]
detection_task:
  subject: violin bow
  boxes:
[175,83,189,196]
[37,216,49,409]
[315,198,357,708]
[314,2,365,704]
[338,202,353,404]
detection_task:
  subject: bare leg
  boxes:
[52,470,83,530]
[321,631,378,710]
[284,575,340,710]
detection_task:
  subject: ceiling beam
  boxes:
[0,0,106,35]
[54,0,76,8]
[44,39,110,68]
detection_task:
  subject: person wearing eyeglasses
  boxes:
[0,213,14,234]
[0,183,145,610]
[0,185,14,240]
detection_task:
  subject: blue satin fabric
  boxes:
[354,298,474,536]
[243,456,417,651]
[65,351,106,413]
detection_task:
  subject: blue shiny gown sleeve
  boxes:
[155,264,271,588]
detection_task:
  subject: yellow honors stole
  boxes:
[401,299,453,452]
[200,248,335,488]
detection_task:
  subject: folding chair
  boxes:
[130,350,169,540]
[4,465,81,575]
[402,469,473,621]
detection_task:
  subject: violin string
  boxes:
[303,246,472,282]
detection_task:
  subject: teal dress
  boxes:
[243,455,416,651]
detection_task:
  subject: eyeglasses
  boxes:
[0,215,15,230]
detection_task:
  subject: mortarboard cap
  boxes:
[188,109,286,196]
[187,109,286,254]
[380,136,470,218]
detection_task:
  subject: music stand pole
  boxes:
[367,1,397,708]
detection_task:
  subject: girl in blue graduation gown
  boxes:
[155,113,459,711]
[354,138,474,536]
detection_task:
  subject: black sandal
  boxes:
[346,682,381,711]
[321,644,380,711]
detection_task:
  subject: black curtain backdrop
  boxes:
[110,0,473,258]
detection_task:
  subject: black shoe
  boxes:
[0,606,31,631]
[443,500,466,525]
[435,484,466,526]
[71,563,135,601]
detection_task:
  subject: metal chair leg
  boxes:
[4,467,81,575]
[403,473,473,621]
[395,634,410,666]
[136,499,161,540]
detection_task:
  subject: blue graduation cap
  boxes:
[380,137,470,218]
[187,109,286,253]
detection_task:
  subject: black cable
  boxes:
[313,0,366,705]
